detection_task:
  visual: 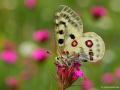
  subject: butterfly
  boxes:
[55,5,105,66]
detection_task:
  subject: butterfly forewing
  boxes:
[55,5,83,56]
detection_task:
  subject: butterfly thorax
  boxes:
[55,49,89,67]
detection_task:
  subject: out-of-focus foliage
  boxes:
[0,0,120,90]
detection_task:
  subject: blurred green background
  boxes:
[0,0,120,90]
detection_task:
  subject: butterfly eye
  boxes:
[69,34,75,39]
[85,40,93,48]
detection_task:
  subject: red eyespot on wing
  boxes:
[85,40,93,48]
[62,51,65,54]
[62,51,69,55]
[71,40,78,47]
[66,51,69,54]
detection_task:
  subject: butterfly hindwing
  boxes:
[55,5,83,55]
[80,32,105,62]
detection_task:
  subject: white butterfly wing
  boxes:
[80,32,105,62]
[55,5,83,55]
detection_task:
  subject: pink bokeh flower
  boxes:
[0,50,17,64]
[115,67,120,79]
[81,77,93,90]
[33,30,50,42]
[56,62,83,89]
[32,49,49,62]
[74,70,83,77]
[24,0,37,9]
[5,77,18,90]
[101,73,114,84]
[90,6,107,19]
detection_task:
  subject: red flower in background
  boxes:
[90,6,107,19]
[5,77,19,90]
[0,50,17,64]
[115,67,120,79]
[33,30,50,42]
[24,0,37,9]
[32,48,49,62]
[101,73,114,85]
[81,77,93,90]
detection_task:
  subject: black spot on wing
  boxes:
[59,21,66,27]
[65,15,69,20]
[69,34,75,39]
[63,14,67,17]
[90,56,93,61]
[89,52,94,56]
[58,30,64,34]
[58,39,64,44]
[89,50,94,61]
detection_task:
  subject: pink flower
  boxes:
[0,50,17,64]
[101,73,114,84]
[115,67,120,79]
[24,0,37,9]
[32,49,49,62]
[90,6,107,19]
[56,62,83,89]
[5,77,18,89]
[81,78,93,90]
[74,70,84,78]
[33,30,50,42]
